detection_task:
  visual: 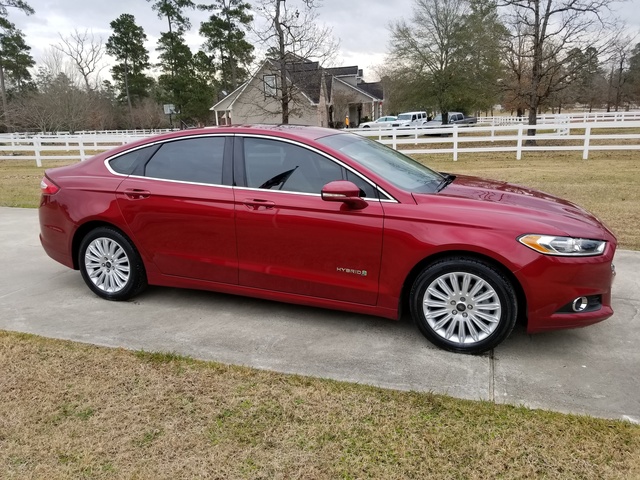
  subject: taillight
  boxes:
[40,177,60,195]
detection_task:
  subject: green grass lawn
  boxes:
[1,331,639,479]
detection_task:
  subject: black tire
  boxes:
[78,226,147,301]
[409,257,517,354]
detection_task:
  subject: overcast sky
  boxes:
[9,0,640,83]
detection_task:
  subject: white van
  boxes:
[391,111,427,128]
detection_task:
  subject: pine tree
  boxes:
[147,0,196,121]
[106,14,152,124]
[199,0,254,94]
[0,0,33,130]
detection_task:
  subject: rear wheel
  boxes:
[79,227,147,301]
[410,257,517,354]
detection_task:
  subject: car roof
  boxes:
[104,124,343,157]
[170,124,337,141]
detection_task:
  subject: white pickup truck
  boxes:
[423,112,477,127]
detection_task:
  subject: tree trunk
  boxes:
[0,63,9,132]
[526,106,537,145]
[224,7,238,90]
[124,60,134,127]
[526,0,543,144]
[275,0,288,124]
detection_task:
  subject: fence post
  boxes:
[583,126,591,160]
[392,129,397,150]
[491,125,495,142]
[79,137,86,161]
[453,125,459,161]
[516,124,523,160]
[34,137,42,167]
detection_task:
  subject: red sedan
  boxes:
[39,125,617,354]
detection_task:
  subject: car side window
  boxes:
[345,170,378,199]
[109,145,156,175]
[244,138,345,194]
[144,137,225,185]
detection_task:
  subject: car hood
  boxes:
[412,174,614,239]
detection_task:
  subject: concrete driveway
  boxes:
[1,207,638,422]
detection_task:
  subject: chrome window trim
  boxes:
[102,131,399,203]
[237,133,398,203]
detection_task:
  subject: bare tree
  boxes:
[54,29,106,92]
[500,0,617,138]
[389,0,469,125]
[604,35,635,112]
[251,0,338,123]
[132,97,170,129]
[39,46,82,86]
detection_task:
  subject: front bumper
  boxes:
[516,246,617,333]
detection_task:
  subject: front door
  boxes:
[234,136,384,305]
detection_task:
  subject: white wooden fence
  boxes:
[477,111,640,126]
[0,121,639,166]
[352,121,640,160]
[0,133,149,167]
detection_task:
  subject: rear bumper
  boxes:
[40,232,74,269]
[39,196,76,269]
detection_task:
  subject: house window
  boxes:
[264,75,277,97]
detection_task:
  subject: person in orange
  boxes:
[345,114,350,128]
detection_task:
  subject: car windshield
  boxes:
[397,114,412,121]
[432,115,442,122]
[317,133,444,193]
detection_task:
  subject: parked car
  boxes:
[390,111,428,128]
[424,112,478,127]
[39,125,617,354]
[359,116,398,129]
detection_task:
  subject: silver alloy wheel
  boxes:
[422,272,502,345]
[84,237,131,293]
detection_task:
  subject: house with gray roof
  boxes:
[211,55,385,128]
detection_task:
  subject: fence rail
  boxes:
[0,133,150,166]
[476,111,640,126]
[1,121,639,166]
[352,121,640,160]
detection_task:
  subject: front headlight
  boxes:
[518,234,606,256]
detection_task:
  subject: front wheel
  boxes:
[410,257,517,354]
[78,227,147,301]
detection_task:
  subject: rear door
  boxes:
[233,136,385,305]
[116,135,238,284]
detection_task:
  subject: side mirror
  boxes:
[321,180,368,210]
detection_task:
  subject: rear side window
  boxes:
[109,145,156,175]
[144,137,225,185]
